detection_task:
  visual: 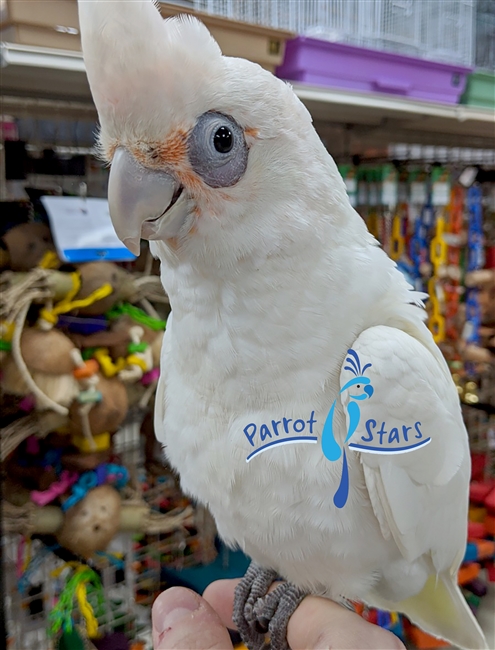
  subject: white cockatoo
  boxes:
[78,2,487,648]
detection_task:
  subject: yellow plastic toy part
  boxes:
[71,431,110,453]
[38,250,60,270]
[0,321,15,342]
[390,215,405,261]
[93,348,126,378]
[51,561,81,579]
[427,277,445,344]
[430,216,448,274]
[126,354,149,373]
[429,313,446,343]
[368,211,379,240]
[22,537,32,572]
[39,275,113,327]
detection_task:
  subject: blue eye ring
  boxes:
[188,111,248,188]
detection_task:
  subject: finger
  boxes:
[203,579,241,630]
[288,596,405,650]
[203,578,287,630]
[204,580,404,650]
[152,586,234,649]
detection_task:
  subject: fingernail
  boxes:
[153,588,201,637]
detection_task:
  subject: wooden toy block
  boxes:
[485,515,495,536]
[475,540,495,559]
[470,481,495,504]
[467,521,485,539]
[485,487,495,515]
[458,562,481,585]
[469,506,487,523]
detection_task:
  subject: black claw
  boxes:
[254,616,270,634]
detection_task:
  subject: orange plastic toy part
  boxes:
[407,625,449,649]
[458,562,481,585]
[485,515,495,536]
[353,602,365,616]
[474,540,495,560]
[73,358,99,379]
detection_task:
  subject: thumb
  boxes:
[152,587,234,649]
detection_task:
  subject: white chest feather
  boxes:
[154,237,420,599]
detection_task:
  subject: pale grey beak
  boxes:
[108,147,187,255]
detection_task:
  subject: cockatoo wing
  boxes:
[341,325,466,565]
[340,325,486,649]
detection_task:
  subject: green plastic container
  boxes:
[460,70,495,109]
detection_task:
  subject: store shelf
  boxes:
[0,42,90,104]
[1,42,494,149]
[293,83,495,149]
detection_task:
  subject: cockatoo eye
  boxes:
[188,112,248,188]
[214,126,233,153]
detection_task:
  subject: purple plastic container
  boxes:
[276,37,473,104]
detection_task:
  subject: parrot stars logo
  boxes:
[321,349,374,509]
[321,349,432,509]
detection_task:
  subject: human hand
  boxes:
[151,579,405,649]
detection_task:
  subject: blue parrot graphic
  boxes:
[321,349,373,509]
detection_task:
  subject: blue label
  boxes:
[62,247,136,263]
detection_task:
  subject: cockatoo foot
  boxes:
[233,562,307,650]
[233,563,278,650]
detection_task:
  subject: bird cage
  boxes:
[193,0,476,66]
[3,414,217,650]
[474,0,495,71]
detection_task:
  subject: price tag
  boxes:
[41,196,136,263]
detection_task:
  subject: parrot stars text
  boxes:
[244,412,318,462]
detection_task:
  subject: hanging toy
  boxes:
[0,319,15,362]
[107,308,166,355]
[119,326,154,382]
[70,348,103,451]
[68,372,128,451]
[443,186,465,341]
[56,484,122,558]
[428,214,448,344]
[37,270,113,331]
[1,328,79,414]
[2,222,57,272]
[462,185,484,374]
[74,262,138,316]
[49,564,104,637]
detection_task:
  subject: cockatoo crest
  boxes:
[79,1,223,155]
